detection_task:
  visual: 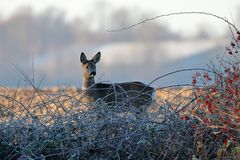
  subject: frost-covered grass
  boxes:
[0,86,198,160]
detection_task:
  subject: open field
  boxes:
[0,86,193,117]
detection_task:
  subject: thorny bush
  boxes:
[190,31,240,159]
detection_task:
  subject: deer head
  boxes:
[80,52,101,79]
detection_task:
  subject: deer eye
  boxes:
[86,66,89,69]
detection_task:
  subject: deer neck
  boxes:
[82,77,95,90]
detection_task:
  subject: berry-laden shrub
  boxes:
[191,31,240,159]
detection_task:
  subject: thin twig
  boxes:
[107,11,239,33]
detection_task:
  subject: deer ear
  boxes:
[92,52,101,64]
[80,52,87,64]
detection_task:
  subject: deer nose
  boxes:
[90,71,96,76]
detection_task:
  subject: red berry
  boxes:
[237,35,240,41]
[234,108,239,115]
[192,79,197,86]
[205,118,210,124]
[180,116,189,120]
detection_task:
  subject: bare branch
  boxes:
[107,11,239,33]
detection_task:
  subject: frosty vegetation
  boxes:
[0,84,196,159]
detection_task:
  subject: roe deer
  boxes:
[80,52,155,109]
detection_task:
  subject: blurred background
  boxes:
[0,0,239,88]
